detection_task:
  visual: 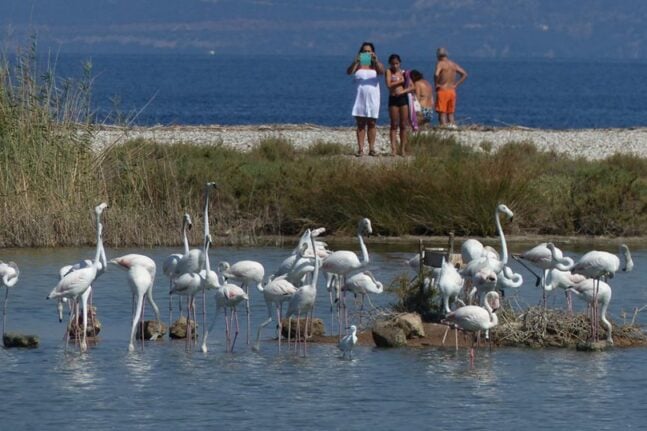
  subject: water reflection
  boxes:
[55,350,102,392]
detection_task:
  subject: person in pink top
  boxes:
[347,42,385,157]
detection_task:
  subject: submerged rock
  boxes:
[280,318,324,339]
[169,316,198,339]
[136,320,167,340]
[3,332,39,348]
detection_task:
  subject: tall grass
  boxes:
[1,44,645,247]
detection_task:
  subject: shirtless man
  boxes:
[434,47,468,128]
[409,70,434,127]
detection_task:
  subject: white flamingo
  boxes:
[571,244,632,341]
[253,274,297,352]
[219,259,265,345]
[286,234,321,356]
[1,260,20,338]
[47,219,105,352]
[163,213,192,324]
[110,254,161,351]
[442,290,501,362]
[338,325,358,359]
[202,236,249,353]
[343,270,384,310]
[545,268,587,312]
[437,257,465,314]
[566,278,613,344]
[321,217,372,335]
[56,203,109,342]
[461,204,514,278]
[514,242,574,306]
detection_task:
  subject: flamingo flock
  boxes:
[1,197,637,364]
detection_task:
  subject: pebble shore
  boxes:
[92,124,647,160]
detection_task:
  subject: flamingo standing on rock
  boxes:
[110,254,161,351]
[47,214,106,353]
[1,260,20,339]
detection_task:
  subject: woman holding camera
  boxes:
[347,42,385,157]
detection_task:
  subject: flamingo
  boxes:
[343,270,384,311]
[253,274,297,352]
[1,260,20,338]
[110,254,161,351]
[163,213,192,324]
[170,269,202,349]
[442,290,501,362]
[461,204,514,279]
[545,268,587,312]
[219,259,265,345]
[514,242,574,306]
[202,236,248,353]
[571,244,632,341]
[274,227,329,283]
[338,325,358,359]
[566,278,613,344]
[47,219,105,352]
[286,234,321,356]
[56,202,109,343]
[437,257,465,314]
[321,217,372,335]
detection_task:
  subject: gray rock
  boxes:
[395,313,426,339]
[136,320,167,340]
[372,319,407,348]
[3,332,39,348]
[169,316,198,339]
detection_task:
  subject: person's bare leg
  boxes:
[355,117,367,155]
[438,112,448,126]
[389,106,399,156]
[449,113,456,126]
[367,118,377,155]
[399,105,410,156]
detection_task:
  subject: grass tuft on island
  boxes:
[1,45,647,247]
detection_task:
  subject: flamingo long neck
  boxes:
[495,207,508,265]
[182,218,190,255]
[95,209,107,273]
[93,222,103,269]
[203,186,211,240]
[549,245,574,271]
[357,224,369,265]
[311,237,320,290]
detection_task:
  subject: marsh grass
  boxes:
[1,45,646,247]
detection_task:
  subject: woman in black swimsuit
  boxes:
[385,54,414,156]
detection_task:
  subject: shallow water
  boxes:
[1,245,646,430]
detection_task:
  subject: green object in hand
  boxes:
[359,53,372,66]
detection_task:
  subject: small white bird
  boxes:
[338,325,358,359]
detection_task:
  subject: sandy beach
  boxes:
[91,124,647,160]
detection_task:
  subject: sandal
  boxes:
[369,150,377,156]
[354,151,363,157]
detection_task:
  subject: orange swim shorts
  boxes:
[435,88,456,114]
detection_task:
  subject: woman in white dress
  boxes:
[346,42,385,157]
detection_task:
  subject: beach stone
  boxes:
[169,316,198,339]
[372,319,407,348]
[3,332,39,348]
[280,318,324,339]
[395,313,426,339]
[576,340,612,352]
[136,320,167,340]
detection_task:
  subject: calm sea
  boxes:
[47,54,647,129]
[1,244,646,430]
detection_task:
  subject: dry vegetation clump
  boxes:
[494,306,647,348]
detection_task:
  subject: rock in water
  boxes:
[371,319,407,348]
[280,318,324,339]
[3,332,39,348]
[169,316,198,339]
[136,320,167,340]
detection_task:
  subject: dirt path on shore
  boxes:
[92,124,647,160]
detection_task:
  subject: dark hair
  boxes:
[388,54,401,63]
[358,42,376,53]
[409,69,423,81]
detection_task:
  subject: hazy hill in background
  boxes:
[3,0,647,59]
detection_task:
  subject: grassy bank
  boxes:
[1,49,646,247]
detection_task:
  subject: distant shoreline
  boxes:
[92,124,647,160]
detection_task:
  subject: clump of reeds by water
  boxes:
[1,43,646,247]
